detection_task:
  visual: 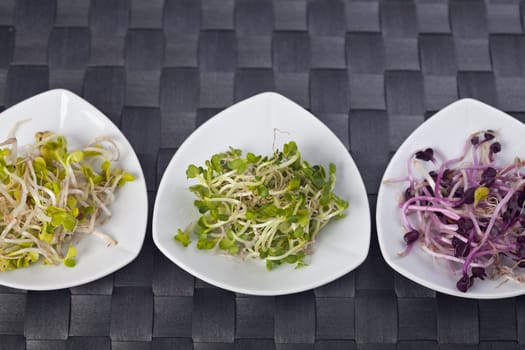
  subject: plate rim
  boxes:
[153,91,371,296]
[376,97,525,299]
[0,88,149,291]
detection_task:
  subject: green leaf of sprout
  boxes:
[219,238,234,250]
[196,238,216,250]
[217,213,229,221]
[64,245,77,268]
[186,164,201,178]
[285,254,297,264]
[118,172,135,187]
[283,141,298,157]
[194,200,209,214]
[189,184,210,198]
[67,196,77,209]
[211,153,226,172]
[68,150,84,163]
[82,164,94,179]
[174,229,191,247]
[288,177,301,191]
[246,152,261,163]
[228,158,247,173]
[228,244,239,255]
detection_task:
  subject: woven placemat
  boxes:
[1,0,525,349]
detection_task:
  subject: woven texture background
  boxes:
[1,0,525,349]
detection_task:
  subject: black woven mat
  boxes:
[1,0,525,349]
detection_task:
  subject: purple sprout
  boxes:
[481,167,497,186]
[490,142,501,154]
[472,267,487,280]
[394,130,525,292]
[456,274,473,292]
[404,230,420,244]
[415,148,434,162]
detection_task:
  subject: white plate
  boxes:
[0,89,148,290]
[153,92,370,295]
[377,98,525,299]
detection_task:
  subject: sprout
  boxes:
[0,128,133,270]
[174,141,349,270]
[63,244,76,267]
[388,130,525,292]
[415,148,434,162]
[403,230,420,245]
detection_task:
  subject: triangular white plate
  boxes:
[377,98,525,299]
[153,92,370,295]
[0,89,148,290]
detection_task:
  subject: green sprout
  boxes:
[174,141,348,270]
[0,128,133,271]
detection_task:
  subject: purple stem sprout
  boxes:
[392,130,525,292]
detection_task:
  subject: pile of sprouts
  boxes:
[0,122,133,271]
[389,130,525,292]
[175,141,348,270]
